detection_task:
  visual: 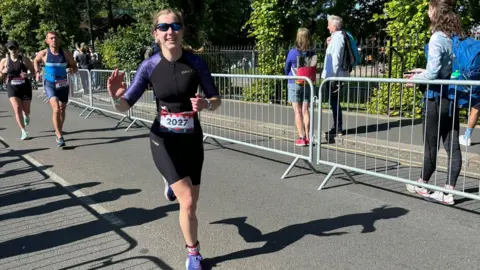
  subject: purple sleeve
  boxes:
[192,55,219,98]
[285,49,296,75]
[123,54,159,107]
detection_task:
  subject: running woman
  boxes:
[107,9,221,270]
[0,41,35,140]
[34,31,77,148]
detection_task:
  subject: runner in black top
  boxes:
[0,41,36,140]
[107,8,221,270]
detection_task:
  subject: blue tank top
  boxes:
[44,48,68,82]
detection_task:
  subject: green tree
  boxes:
[0,0,39,55]
[36,0,85,50]
[99,0,169,70]
[244,0,285,75]
[202,0,252,45]
[242,0,287,102]
[98,0,253,70]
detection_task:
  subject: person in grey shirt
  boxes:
[322,15,349,137]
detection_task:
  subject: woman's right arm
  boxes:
[112,61,152,112]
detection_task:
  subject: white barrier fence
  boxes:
[317,77,480,202]
[202,74,317,179]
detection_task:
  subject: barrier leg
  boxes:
[125,119,138,132]
[281,157,300,179]
[318,166,338,190]
[203,135,224,148]
[318,166,357,190]
[79,107,90,117]
[85,108,96,119]
[281,158,317,179]
[341,168,357,184]
[303,160,318,174]
[114,115,128,129]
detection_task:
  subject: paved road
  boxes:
[1,91,480,269]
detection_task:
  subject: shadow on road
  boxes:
[205,206,408,268]
[0,188,141,222]
[344,118,423,136]
[0,141,175,270]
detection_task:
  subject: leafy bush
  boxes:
[368,83,424,118]
[98,25,151,71]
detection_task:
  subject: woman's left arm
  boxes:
[413,35,443,80]
[197,58,222,111]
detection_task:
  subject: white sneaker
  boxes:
[427,190,454,205]
[20,130,29,140]
[459,135,471,146]
[406,179,430,197]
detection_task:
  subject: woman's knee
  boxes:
[179,195,197,217]
[471,107,479,118]
[12,103,22,113]
[22,102,31,114]
[172,178,197,217]
[302,103,310,114]
[10,99,22,113]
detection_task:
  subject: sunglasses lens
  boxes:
[172,23,182,31]
[156,23,182,32]
[157,24,168,31]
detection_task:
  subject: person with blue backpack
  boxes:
[422,32,480,147]
[454,34,480,146]
[321,15,361,140]
[405,0,465,205]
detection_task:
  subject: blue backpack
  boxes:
[345,31,361,66]
[448,36,480,108]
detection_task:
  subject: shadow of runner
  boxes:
[205,206,408,268]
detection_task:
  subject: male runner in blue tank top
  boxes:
[34,31,77,147]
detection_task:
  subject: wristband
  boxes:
[112,97,122,105]
[205,99,212,110]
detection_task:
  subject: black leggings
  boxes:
[421,98,462,187]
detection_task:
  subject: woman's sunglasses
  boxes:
[156,22,183,32]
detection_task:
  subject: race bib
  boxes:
[159,109,195,133]
[55,79,69,89]
[10,77,25,86]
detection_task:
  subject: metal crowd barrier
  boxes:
[67,69,92,116]
[317,77,480,202]
[83,69,135,129]
[126,71,157,130]
[201,74,317,179]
